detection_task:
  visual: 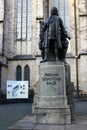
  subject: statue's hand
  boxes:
[39,46,43,50]
[67,36,71,40]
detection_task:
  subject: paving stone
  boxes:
[8,122,35,130]
[8,109,87,130]
[34,124,65,130]
[66,124,87,130]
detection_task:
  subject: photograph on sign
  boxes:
[7,81,28,99]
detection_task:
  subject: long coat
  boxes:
[44,15,67,49]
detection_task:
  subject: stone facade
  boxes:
[3,0,17,57]
[79,56,87,93]
[0,0,87,96]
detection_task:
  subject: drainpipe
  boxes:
[74,0,79,99]
[47,0,49,17]
[0,65,2,96]
[2,0,5,56]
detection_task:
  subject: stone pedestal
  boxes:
[65,64,75,121]
[33,62,71,124]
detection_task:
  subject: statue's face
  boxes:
[51,7,58,15]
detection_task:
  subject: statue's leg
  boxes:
[44,47,49,61]
[41,49,45,60]
[40,48,48,63]
[55,48,59,61]
[54,41,59,61]
[42,39,50,62]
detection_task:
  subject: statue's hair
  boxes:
[51,7,58,15]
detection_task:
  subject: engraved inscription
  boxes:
[42,73,61,86]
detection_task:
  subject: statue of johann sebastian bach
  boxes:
[39,7,70,62]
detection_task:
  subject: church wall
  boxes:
[3,0,17,58]
[0,0,8,95]
[0,0,87,97]
[79,56,87,94]
[7,58,41,90]
[1,66,8,94]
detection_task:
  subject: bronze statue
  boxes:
[39,21,45,60]
[39,7,70,63]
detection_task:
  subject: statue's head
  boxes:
[51,7,58,15]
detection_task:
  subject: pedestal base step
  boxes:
[33,106,71,124]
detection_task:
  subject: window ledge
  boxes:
[8,55,36,60]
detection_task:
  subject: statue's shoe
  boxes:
[40,58,48,63]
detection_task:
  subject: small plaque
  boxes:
[7,81,28,99]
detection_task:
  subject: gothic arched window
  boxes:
[17,0,32,54]
[16,65,22,81]
[17,0,32,41]
[24,65,30,86]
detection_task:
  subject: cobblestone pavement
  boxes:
[0,103,32,130]
[0,102,87,130]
